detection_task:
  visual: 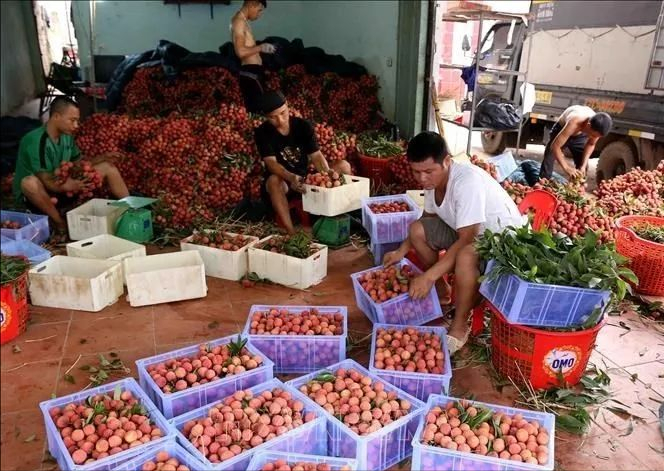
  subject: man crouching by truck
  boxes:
[539,105,613,180]
[382,131,525,354]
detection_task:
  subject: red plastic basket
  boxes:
[1,272,29,345]
[358,152,396,187]
[615,215,664,296]
[489,302,603,390]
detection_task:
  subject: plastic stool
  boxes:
[518,189,558,231]
[275,198,311,229]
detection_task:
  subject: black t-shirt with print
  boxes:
[254,117,319,176]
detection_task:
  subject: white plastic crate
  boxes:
[242,305,348,373]
[66,234,146,284]
[368,240,401,266]
[124,251,207,307]
[248,236,328,290]
[28,255,123,312]
[180,231,259,281]
[247,451,359,471]
[302,175,370,216]
[286,359,426,471]
[369,323,452,402]
[361,194,422,244]
[406,190,425,209]
[102,440,207,471]
[411,394,556,471]
[0,210,50,244]
[66,199,127,241]
[350,258,443,325]
[169,378,327,470]
[38,378,175,471]
[135,334,275,419]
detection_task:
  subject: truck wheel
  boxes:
[481,131,507,154]
[596,141,636,185]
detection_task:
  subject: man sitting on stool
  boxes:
[13,96,129,241]
[254,91,351,234]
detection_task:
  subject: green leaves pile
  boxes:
[357,131,404,158]
[0,254,31,285]
[476,225,637,302]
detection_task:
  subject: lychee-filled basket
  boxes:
[102,439,206,470]
[368,323,452,402]
[247,450,359,471]
[243,305,348,373]
[135,335,274,419]
[361,194,422,244]
[38,378,175,471]
[411,394,555,471]
[351,258,443,325]
[169,378,328,470]
[286,359,426,471]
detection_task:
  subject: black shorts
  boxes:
[238,64,266,114]
[540,123,588,179]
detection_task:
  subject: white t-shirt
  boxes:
[424,160,525,234]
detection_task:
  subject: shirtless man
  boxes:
[539,105,612,180]
[231,0,275,113]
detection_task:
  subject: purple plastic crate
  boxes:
[247,451,359,471]
[169,378,327,470]
[351,258,443,325]
[480,260,611,328]
[136,335,274,419]
[243,305,348,373]
[412,394,556,471]
[368,240,401,266]
[101,439,207,471]
[361,194,422,244]
[38,378,175,471]
[1,239,52,265]
[368,323,452,402]
[1,210,50,244]
[286,359,426,471]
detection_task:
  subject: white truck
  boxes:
[476,0,664,184]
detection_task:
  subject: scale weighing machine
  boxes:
[111,196,158,243]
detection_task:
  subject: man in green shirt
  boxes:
[13,97,129,237]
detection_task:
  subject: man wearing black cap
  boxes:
[254,91,352,234]
[231,0,275,113]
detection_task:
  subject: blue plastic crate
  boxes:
[1,239,51,265]
[247,451,359,471]
[169,378,327,470]
[368,240,401,266]
[479,260,611,328]
[1,210,50,244]
[361,194,422,244]
[243,305,347,374]
[351,258,443,325]
[412,394,556,471]
[38,378,175,471]
[286,359,426,471]
[368,323,452,402]
[136,334,274,419]
[102,439,207,471]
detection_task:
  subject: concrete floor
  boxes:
[1,244,662,471]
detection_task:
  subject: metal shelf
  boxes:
[439,63,527,77]
[438,116,520,133]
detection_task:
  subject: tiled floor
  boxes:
[1,244,662,470]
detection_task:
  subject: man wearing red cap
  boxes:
[254,91,352,234]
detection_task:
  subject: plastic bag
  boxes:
[474,98,521,130]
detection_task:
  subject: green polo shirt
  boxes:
[13,126,81,200]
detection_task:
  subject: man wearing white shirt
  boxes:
[383,131,524,353]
